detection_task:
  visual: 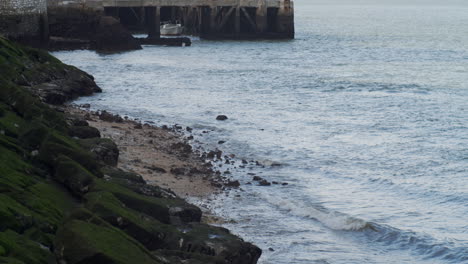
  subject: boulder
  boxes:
[54,155,94,197]
[98,111,123,123]
[216,115,228,121]
[69,126,101,139]
[92,16,142,52]
[55,217,159,264]
[78,138,119,166]
[225,180,240,188]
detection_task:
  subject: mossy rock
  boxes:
[39,133,102,176]
[0,137,23,157]
[100,166,176,199]
[85,191,182,251]
[100,166,145,184]
[0,145,35,192]
[0,256,26,264]
[23,227,55,250]
[54,155,94,197]
[0,108,25,138]
[55,219,161,264]
[91,179,201,224]
[18,120,50,150]
[0,194,35,232]
[0,230,54,264]
[78,138,119,166]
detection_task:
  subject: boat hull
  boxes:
[160,24,183,36]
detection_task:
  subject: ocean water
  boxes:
[53,0,468,263]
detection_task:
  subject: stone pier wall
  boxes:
[0,0,48,44]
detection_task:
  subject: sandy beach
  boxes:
[65,106,224,199]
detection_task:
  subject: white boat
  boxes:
[160,23,183,36]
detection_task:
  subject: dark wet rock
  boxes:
[188,167,206,174]
[282,182,289,186]
[186,126,193,132]
[272,181,279,185]
[207,150,223,160]
[171,167,186,175]
[26,66,101,105]
[252,176,264,181]
[218,140,226,144]
[168,206,202,224]
[225,180,240,188]
[242,159,248,164]
[252,176,271,186]
[216,115,228,121]
[71,117,89,127]
[99,111,123,123]
[78,138,119,166]
[258,180,271,186]
[145,166,167,174]
[69,125,101,139]
[211,181,223,188]
[81,103,91,108]
[187,135,194,140]
[269,247,275,252]
[134,123,143,129]
[170,142,192,154]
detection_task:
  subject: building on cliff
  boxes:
[0,0,49,45]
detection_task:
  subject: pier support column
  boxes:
[277,0,294,38]
[146,7,160,39]
[256,0,268,33]
[209,6,218,34]
[235,7,241,34]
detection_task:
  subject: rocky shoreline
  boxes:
[65,106,224,199]
[0,37,261,263]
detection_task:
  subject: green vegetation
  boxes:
[0,37,260,264]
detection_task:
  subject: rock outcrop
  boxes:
[47,7,142,52]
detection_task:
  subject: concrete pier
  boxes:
[53,0,294,39]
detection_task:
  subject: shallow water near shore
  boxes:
[54,0,468,263]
